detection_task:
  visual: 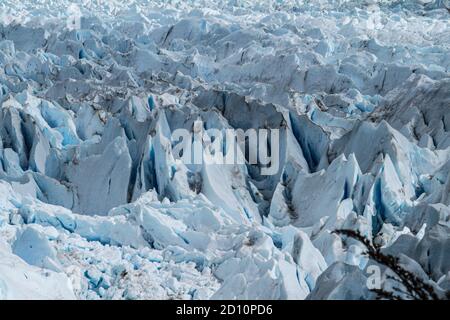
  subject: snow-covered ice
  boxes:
[0,0,449,299]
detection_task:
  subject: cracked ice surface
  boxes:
[0,0,449,299]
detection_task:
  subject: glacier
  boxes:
[0,0,449,300]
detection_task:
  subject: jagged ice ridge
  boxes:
[0,0,449,299]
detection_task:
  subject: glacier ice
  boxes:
[0,0,449,300]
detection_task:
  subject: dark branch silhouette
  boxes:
[334,229,448,300]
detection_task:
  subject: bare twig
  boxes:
[334,229,445,300]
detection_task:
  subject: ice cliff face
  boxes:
[0,0,449,299]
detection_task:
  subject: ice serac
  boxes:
[374,75,450,150]
[282,228,327,289]
[307,262,372,300]
[291,153,361,228]
[0,0,449,300]
[152,110,193,201]
[212,229,310,300]
[0,239,75,300]
[12,226,62,272]
[66,136,132,215]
